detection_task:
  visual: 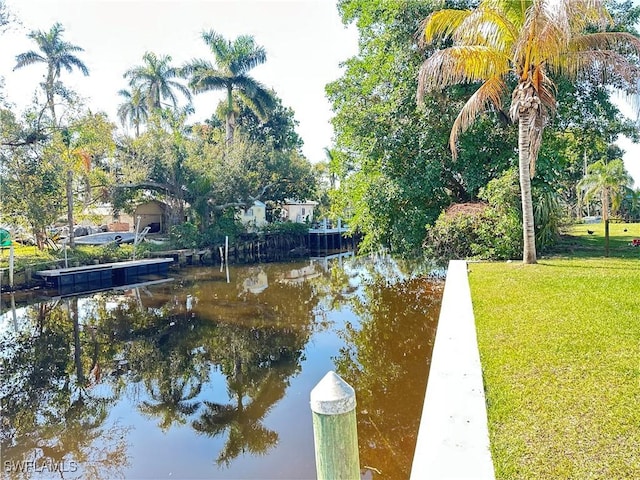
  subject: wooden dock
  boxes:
[308,219,351,253]
[34,258,174,294]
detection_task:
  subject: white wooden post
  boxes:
[63,238,68,268]
[310,371,360,480]
[8,243,14,288]
[133,215,141,260]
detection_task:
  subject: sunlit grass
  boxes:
[0,243,136,271]
[552,222,640,259]
[0,244,57,270]
[469,256,640,479]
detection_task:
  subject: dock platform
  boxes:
[35,258,174,294]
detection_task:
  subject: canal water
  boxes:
[0,254,443,480]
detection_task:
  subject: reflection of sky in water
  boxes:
[0,254,440,479]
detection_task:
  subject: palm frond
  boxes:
[561,0,612,33]
[419,9,471,47]
[454,4,519,51]
[166,79,192,103]
[180,58,213,77]
[189,71,230,93]
[59,40,84,54]
[570,31,640,53]
[229,47,267,76]
[559,50,640,91]
[236,88,275,121]
[417,46,510,102]
[449,76,508,158]
[202,29,231,65]
[62,55,89,76]
[531,66,557,114]
[14,51,45,70]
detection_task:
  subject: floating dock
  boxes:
[34,258,174,295]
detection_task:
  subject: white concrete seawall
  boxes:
[410,260,495,479]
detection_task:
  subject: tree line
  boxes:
[0,4,322,249]
[327,0,640,263]
[3,0,640,263]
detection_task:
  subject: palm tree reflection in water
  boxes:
[0,256,441,479]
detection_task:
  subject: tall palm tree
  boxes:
[123,51,191,112]
[578,158,631,256]
[117,87,148,137]
[14,22,89,125]
[182,30,275,144]
[417,0,640,264]
[622,187,640,222]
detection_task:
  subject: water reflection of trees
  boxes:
[1,257,440,478]
[332,256,443,480]
[0,298,130,480]
[1,263,319,476]
[184,265,314,466]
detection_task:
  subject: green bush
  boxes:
[425,170,522,261]
[425,206,521,261]
[169,222,200,249]
[424,168,563,261]
[425,209,482,260]
[201,217,246,247]
[169,216,250,249]
[260,221,309,236]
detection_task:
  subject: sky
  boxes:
[0,0,359,163]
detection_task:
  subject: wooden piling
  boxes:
[310,371,360,480]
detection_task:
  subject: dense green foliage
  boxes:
[425,170,522,261]
[328,0,516,256]
[1,19,319,250]
[328,0,640,259]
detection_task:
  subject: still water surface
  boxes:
[0,254,443,480]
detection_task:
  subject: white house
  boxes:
[238,201,267,231]
[281,200,318,223]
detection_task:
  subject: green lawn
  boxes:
[551,222,640,258]
[468,225,640,479]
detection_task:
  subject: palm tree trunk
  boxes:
[518,109,537,264]
[225,85,234,145]
[46,70,56,125]
[66,168,75,248]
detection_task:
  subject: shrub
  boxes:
[169,217,247,249]
[425,206,484,260]
[260,221,309,236]
[424,204,521,261]
[424,168,563,261]
[169,222,200,249]
[533,183,564,251]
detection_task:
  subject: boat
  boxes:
[74,232,137,245]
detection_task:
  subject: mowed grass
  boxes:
[552,222,640,258]
[468,226,640,479]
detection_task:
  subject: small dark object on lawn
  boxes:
[587,230,594,235]
[624,228,628,232]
